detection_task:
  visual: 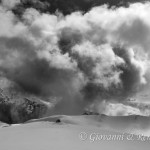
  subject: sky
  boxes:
[0,0,150,119]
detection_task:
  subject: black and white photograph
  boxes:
[0,0,150,149]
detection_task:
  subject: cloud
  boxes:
[0,2,150,115]
[1,0,20,9]
[0,7,85,115]
[124,101,150,116]
[72,42,124,88]
[87,100,148,116]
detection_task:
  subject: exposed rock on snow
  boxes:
[0,90,48,124]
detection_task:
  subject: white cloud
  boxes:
[89,100,147,116]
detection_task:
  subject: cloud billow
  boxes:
[0,1,150,116]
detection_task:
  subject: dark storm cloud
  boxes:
[10,0,150,17]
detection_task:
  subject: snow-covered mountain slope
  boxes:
[27,115,150,136]
[0,115,150,150]
[0,121,9,128]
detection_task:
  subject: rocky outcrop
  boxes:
[0,90,48,124]
[83,110,99,115]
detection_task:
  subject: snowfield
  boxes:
[0,115,150,150]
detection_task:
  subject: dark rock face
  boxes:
[11,98,47,123]
[12,0,147,17]
[83,110,99,115]
[0,92,13,124]
[0,91,47,124]
[55,119,61,123]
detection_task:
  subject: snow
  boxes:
[0,115,150,150]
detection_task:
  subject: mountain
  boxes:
[0,115,150,150]
[27,114,150,136]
